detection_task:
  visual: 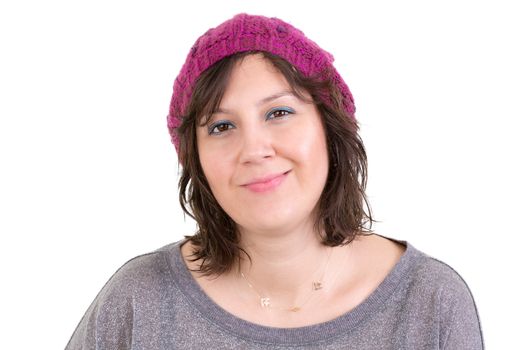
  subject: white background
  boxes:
[1,0,523,348]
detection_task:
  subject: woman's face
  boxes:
[196,54,329,235]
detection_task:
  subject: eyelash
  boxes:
[207,107,295,135]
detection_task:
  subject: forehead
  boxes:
[220,54,290,102]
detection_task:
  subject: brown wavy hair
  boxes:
[177,50,374,277]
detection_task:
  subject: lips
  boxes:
[241,171,290,193]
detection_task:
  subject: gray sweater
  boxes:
[66,237,484,349]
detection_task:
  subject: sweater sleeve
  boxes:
[438,263,484,350]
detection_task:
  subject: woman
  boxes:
[66,13,484,349]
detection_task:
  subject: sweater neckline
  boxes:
[168,235,420,346]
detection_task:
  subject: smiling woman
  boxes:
[65,13,484,349]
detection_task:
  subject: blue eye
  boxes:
[207,108,294,135]
[266,107,295,120]
[208,120,235,135]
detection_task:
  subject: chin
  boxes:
[237,210,312,235]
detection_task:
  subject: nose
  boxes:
[238,125,276,164]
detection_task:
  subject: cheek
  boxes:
[200,151,227,188]
[197,136,219,188]
[283,117,329,168]
[197,142,236,202]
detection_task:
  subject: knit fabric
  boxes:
[65,235,484,349]
[167,13,356,153]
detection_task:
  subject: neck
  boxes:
[234,223,336,307]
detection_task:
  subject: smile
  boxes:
[242,171,290,193]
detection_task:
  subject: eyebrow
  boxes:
[212,90,296,115]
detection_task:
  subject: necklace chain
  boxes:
[239,247,335,312]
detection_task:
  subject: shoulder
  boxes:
[417,252,480,317]
[407,246,484,348]
[370,233,480,315]
[410,246,476,302]
[66,240,184,349]
[371,233,474,294]
[77,240,182,309]
[403,241,483,334]
[100,242,180,297]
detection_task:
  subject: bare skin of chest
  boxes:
[181,234,406,328]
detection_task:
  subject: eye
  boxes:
[266,107,295,120]
[208,120,235,135]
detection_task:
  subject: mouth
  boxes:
[242,170,291,193]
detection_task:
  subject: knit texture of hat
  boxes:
[167,13,356,153]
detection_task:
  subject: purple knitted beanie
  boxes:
[167,13,355,153]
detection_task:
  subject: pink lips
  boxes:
[242,171,290,193]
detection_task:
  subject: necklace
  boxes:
[239,246,334,312]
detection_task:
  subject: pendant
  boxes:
[260,297,271,308]
[289,306,301,312]
[313,281,323,290]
